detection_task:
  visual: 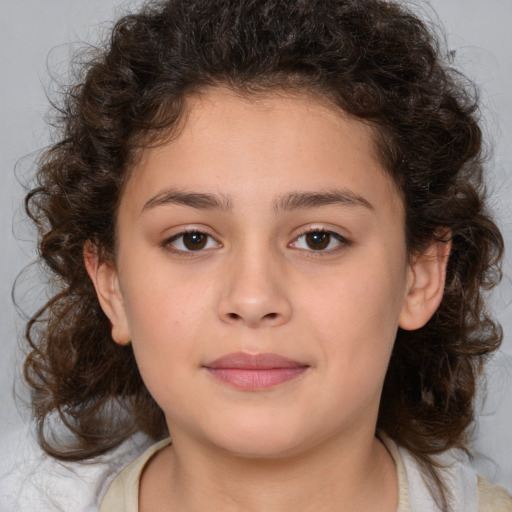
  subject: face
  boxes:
[88,88,445,459]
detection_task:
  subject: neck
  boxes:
[139,428,398,512]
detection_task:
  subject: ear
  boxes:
[84,241,131,345]
[398,232,451,331]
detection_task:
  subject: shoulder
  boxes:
[477,476,512,512]
[99,438,171,512]
[381,435,512,512]
[0,426,152,512]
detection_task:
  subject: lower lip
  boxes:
[205,367,308,390]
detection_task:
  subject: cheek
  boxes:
[303,252,406,369]
[119,270,212,383]
[123,264,211,330]
[125,291,202,416]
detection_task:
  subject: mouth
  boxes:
[203,352,309,391]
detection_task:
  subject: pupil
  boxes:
[306,231,330,250]
[184,232,207,250]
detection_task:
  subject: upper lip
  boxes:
[204,352,308,370]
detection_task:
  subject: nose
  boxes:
[217,248,292,328]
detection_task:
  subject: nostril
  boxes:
[226,312,279,322]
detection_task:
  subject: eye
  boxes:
[164,230,221,252]
[290,229,350,252]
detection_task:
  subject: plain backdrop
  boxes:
[0,0,511,492]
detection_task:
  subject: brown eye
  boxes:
[164,230,221,253]
[183,232,207,250]
[290,229,350,253]
[305,231,330,250]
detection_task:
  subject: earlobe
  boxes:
[83,241,131,345]
[398,234,451,331]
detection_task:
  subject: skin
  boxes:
[86,88,450,512]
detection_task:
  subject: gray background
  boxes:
[0,0,510,490]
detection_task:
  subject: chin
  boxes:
[204,419,318,460]
[219,439,304,460]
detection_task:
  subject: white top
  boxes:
[99,436,512,512]
[1,428,510,512]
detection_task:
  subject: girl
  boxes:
[19,0,512,510]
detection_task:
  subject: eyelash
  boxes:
[289,229,351,255]
[161,228,351,256]
[162,229,221,256]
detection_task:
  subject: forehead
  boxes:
[122,87,403,217]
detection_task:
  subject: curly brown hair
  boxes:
[24,0,503,508]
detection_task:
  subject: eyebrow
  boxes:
[273,189,374,213]
[142,189,233,212]
[142,187,373,214]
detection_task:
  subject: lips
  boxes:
[203,352,309,390]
